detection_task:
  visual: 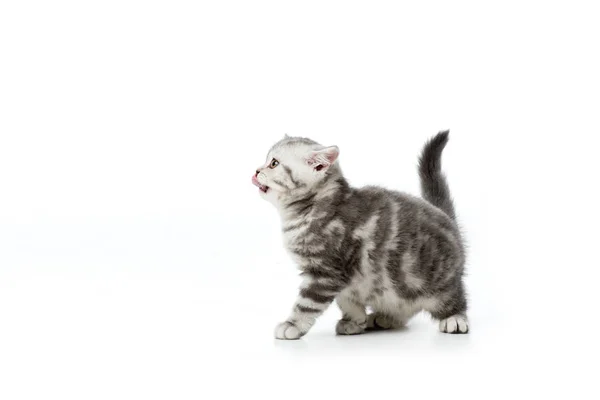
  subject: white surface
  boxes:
[1,1,599,399]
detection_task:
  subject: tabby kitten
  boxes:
[252,131,468,340]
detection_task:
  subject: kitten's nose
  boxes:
[255,170,260,177]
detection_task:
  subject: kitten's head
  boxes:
[252,135,340,206]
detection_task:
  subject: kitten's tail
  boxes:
[418,130,456,220]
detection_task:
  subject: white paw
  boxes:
[366,313,398,330]
[336,319,367,335]
[274,321,303,340]
[439,314,469,334]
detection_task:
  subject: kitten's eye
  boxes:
[269,158,279,168]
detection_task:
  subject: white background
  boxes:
[1,1,599,399]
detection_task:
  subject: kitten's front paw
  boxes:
[274,321,304,340]
[336,319,367,335]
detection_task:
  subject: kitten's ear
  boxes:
[306,146,339,171]
[283,133,290,139]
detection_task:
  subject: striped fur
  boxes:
[254,132,469,339]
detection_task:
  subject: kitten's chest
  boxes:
[282,229,322,264]
[282,226,310,246]
[280,217,325,266]
[280,214,313,245]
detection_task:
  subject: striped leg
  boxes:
[274,275,339,340]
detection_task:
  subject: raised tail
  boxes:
[418,130,456,220]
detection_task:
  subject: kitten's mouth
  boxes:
[252,175,269,193]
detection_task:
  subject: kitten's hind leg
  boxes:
[367,303,420,331]
[428,285,469,334]
[366,312,406,330]
[366,313,395,330]
[335,294,367,335]
[438,314,469,334]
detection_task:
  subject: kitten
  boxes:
[252,131,468,339]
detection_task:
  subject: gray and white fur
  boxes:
[252,131,468,339]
